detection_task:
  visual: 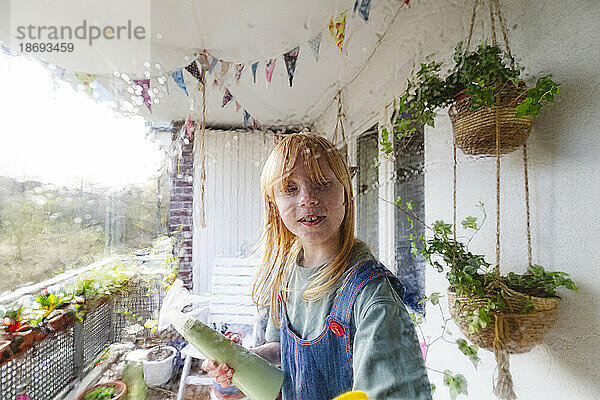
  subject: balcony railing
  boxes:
[0,240,173,400]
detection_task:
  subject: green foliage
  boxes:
[504,264,578,298]
[515,75,560,118]
[409,312,423,326]
[443,370,468,400]
[83,386,115,400]
[456,339,480,369]
[1,306,30,333]
[381,42,560,154]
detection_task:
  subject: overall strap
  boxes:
[330,261,404,325]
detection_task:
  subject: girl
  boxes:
[203,132,431,400]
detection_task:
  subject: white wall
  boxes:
[192,129,275,294]
[315,0,600,398]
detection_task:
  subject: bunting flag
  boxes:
[235,101,241,113]
[284,47,299,87]
[133,79,152,112]
[354,0,372,21]
[92,80,113,103]
[185,113,194,140]
[234,64,245,85]
[184,60,203,82]
[265,59,276,85]
[171,71,189,96]
[197,51,211,70]
[74,72,95,95]
[222,89,233,107]
[209,57,219,72]
[328,12,347,53]
[251,62,258,83]
[308,32,322,62]
[1,44,18,56]
[243,110,251,128]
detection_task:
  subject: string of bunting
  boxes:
[0,0,411,125]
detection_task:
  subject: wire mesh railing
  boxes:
[0,275,166,400]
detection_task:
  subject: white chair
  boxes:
[176,256,262,400]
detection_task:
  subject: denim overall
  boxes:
[279,261,405,400]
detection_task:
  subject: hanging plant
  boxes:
[395,198,577,399]
[382,0,560,157]
[381,41,559,156]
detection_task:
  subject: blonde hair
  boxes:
[251,132,356,326]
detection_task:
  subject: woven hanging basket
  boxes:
[447,286,558,354]
[448,85,533,157]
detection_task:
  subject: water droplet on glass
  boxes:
[177,173,183,179]
[121,73,130,81]
[155,64,161,70]
[73,217,82,224]
[144,61,150,68]
[113,71,121,77]
[187,176,193,182]
[156,33,162,39]
[184,56,190,62]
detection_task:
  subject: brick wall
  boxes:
[169,123,194,289]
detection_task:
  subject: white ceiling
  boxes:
[0,0,412,127]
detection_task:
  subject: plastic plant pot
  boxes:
[141,345,177,387]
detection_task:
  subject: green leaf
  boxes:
[430,292,441,305]
[456,338,481,369]
[409,312,423,326]
[461,216,478,230]
[430,383,436,393]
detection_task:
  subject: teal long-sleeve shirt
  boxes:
[265,241,432,400]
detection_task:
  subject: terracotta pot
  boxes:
[0,340,10,354]
[76,380,127,400]
[48,312,72,332]
[13,329,34,350]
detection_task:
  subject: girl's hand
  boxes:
[201,359,234,387]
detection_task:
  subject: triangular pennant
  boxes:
[328,12,347,53]
[235,101,241,113]
[265,59,276,85]
[220,62,230,78]
[284,47,299,87]
[209,57,219,73]
[197,51,211,70]
[184,60,202,82]
[92,80,113,103]
[133,79,152,113]
[243,110,251,128]
[185,113,194,140]
[74,72,95,95]
[1,44,18,57]
[354,0,372,22]
[308,32,322,62]
[251,62,258,83]
[234,64,245,85]
[222,89,233,108]
[171,70,189,96]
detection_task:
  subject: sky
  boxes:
[0,52,165,190]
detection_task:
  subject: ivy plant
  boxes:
[381,42,560,154]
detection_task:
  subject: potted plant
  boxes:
[33,289,75,332]
[395,198,577,399]
[380,42,560,156]
[76,380,127,400]
[1,306,35,352]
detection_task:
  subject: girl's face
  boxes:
[273,156,346,253]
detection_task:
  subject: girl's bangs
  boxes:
[273,137,327,193]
